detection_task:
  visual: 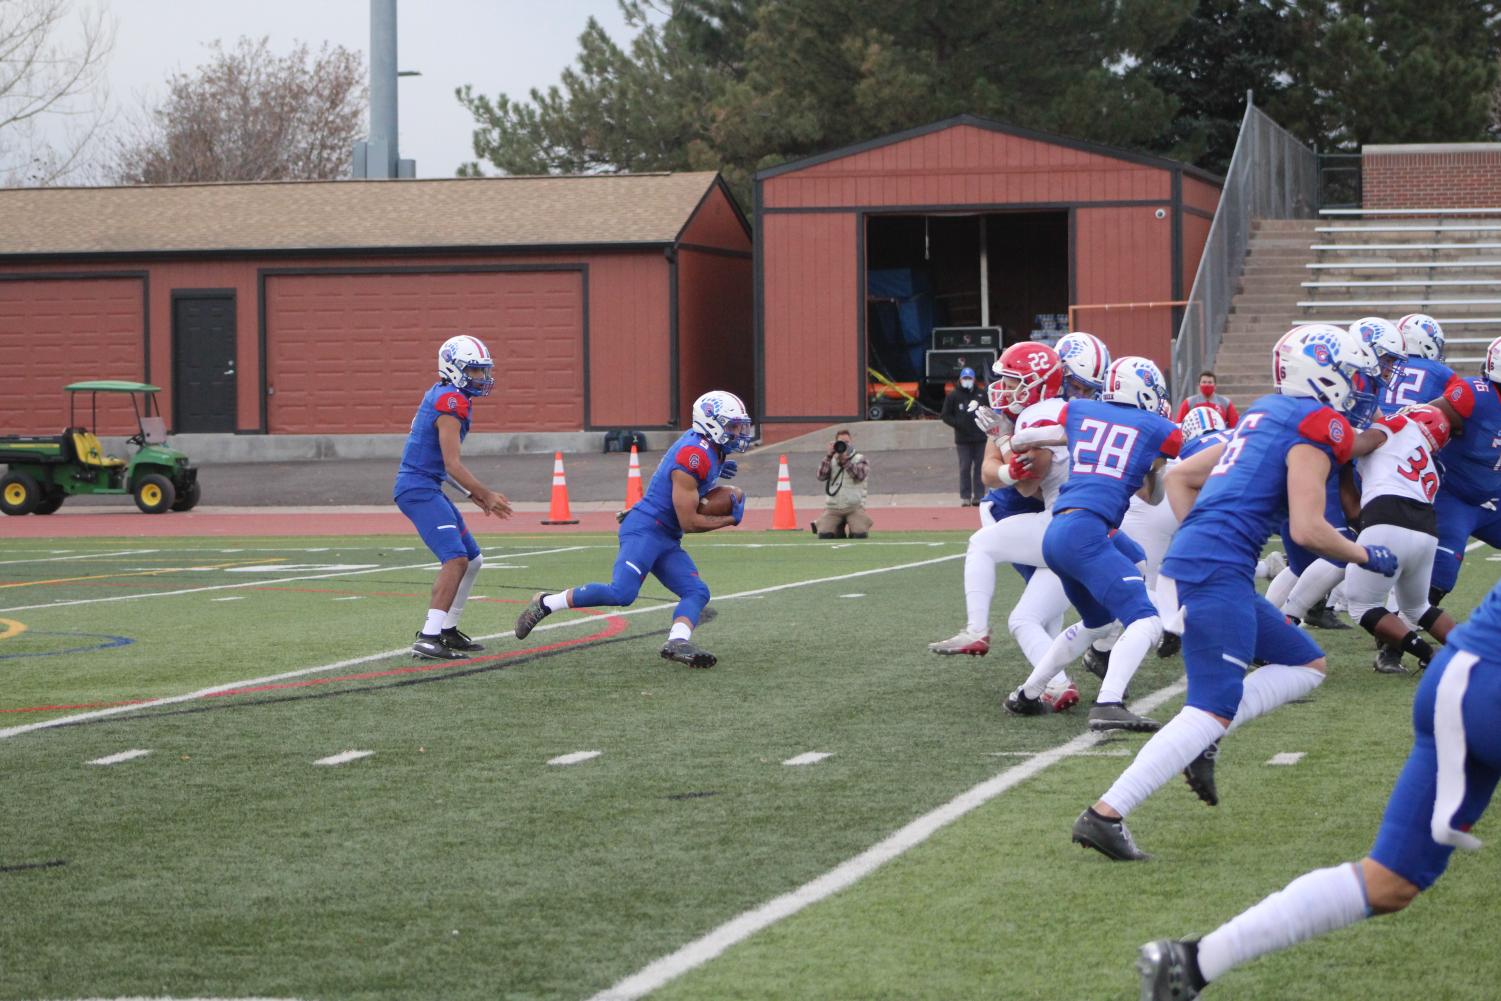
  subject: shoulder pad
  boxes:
[435,391,471,421]
[1160,427,1183,458]
[675,444,712,483]
[1296,406,1354,465]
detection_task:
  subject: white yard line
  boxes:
[1,552,962,741]
[586,679,1188,1001]
[782,752,832,766]
[0,548,159,567]
[1267,752,1305,766]
[548,750,602,766]
[313,750,373,766]
[87,749,152,765]
[0,546,588,614]
[1466,539,1488,552]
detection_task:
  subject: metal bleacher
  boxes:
[1295,207,1501,366]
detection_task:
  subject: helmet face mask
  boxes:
[989,343,1063,415]
[692,390,754,453]
[438,335,495,398]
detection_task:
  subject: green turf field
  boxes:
[1,532,1498,1001]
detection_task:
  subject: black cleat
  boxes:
[1004,687,1051,716]
[1303,600,1350,630]
[661,637,717,669]
[1373,643,1408,675]
[1082,644,1110,681]
[1072,808,1150,861]
[440,626,484,652]
[1183,741,1219,806]
[1089,701,1161,733]
[1136,939,1203,1000]
[1157,630,1182,658]
[514,592,552,640]
[413,633,468,660]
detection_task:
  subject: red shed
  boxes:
[0,173,751,438]
[754,115,1220,441]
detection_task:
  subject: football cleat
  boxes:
[1373,643,1408,675]
[1072,808,1151,861]
[1082,644,1110,680]
[1089,702,1161,733]
[1042,679,1080,713]
[1303,600,1350,630]
[1183,741,1219,806]
[661,637,717,669]
[1004,687,1051,716]
[928,629,991,656]
[413,633,468,661]
[440,626,484,652]
[1136,939,1203,1000]
[1156,631,1181,658]
[514,592,552,640]
[1259,550,1287,580]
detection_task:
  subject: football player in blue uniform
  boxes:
[1383,313,1457,412]
[1430,336,1501,603]
[1070,324,1399,861]
[1136,575,1501,1000]
[1004,356,1184,732]
[513,391,752,668]
[393,335,513,660]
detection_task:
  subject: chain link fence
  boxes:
[1172,98,1318,397]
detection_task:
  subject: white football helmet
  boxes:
[1180,405,1227,443]
[691,390,754,452]
[1486,335,1501,384]
[1349,317,1407,384]
[437,335,495,397]
[1276,323,1382,426]
[1054,332,1111,400]
[1101,356,1168,414]
[1397,313,1445,361]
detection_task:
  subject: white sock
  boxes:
[1196,863,1369,983]
[1282,559,1343,620]
[1224,664,1324,735]
[543,591,571,613]
[1265,566,1299,609]
[963,548,998,636]
[668,621,692,642]
[1097,616,1161,704]
[443,554,483,629]
[1100,706,1225,817]
[421,608,445,637]
[1022,622,1113,698]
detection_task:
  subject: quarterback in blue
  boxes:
[1430,336,1501,601]
[394,335,513,661]
[1135,575,1501,1000]
[1070,323,1400,862]
[1005,355,1183,733]
[513,391,752,668]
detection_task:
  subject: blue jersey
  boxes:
[1163,394,1354,583]
[394,382,472,496]
[630,431,724,536]
[983,485,1045,520]
[1053,399,1182,528]
[1452,576,1501,654]
[1179,429,1232,461]
[1381,356,1457,414]
[1439,377,1501,506]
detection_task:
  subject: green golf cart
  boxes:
[0,381,200,515]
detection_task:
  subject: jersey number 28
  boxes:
[1073,419,1139,479]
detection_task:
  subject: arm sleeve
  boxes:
[1441,375,1477,419]
[434,391,471,422]
[674,445,712,484]
[1159,427,1184,458]
[847,455,869,483]
[940,392,959,428]
[1224,401,1239,427]
[1175,398,1191,422]
[1296,407,1356,465]
[816,456,833,481]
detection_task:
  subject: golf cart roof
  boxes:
[65,380,160,393]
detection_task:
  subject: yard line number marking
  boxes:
[88,749,151,765]
[586,680,1188,1001]
[1267,752,1305,766]
[313,750,373,766]
[782,752,832,766]
[548,750,602,766]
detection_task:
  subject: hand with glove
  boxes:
[968,401,1007,438]
[1007,450,1037,482]
[719,459,738,480]
[1362,544,1399,577]
[730,488,746,526]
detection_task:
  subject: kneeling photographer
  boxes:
[814,429,872,539]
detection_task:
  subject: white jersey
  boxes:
[1357,418,1440,508]
[1015,398,1070,508]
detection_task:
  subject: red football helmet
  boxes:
[1405,403,1452,452]
[989,343,1063,416]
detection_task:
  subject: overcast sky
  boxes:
[93,0,646,179]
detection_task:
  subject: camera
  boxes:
[833,439,849,454]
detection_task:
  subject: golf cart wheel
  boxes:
[171,480,202,511]
[33,491,65,515]
[133,473,176,514]
[1,471,41,515]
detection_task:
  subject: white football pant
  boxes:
[1343,523,1437,624]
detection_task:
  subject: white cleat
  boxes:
[928,629,991,656]
[1256,550,1288,581]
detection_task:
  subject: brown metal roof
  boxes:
[0,172,723,257]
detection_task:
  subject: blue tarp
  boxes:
[867,268,936,380]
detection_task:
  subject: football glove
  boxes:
[719,459,738,480]
[1362,544,1399,577]
[969,402,1006,438]
[730,488,746,526]
[1007,452,1036,482]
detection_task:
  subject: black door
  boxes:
[172,293,237,432]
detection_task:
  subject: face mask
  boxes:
[960,378,974,389]
[1199,382,1215,396]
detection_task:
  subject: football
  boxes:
[699,484,743,517]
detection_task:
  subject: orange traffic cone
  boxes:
[542,451,579,525]
[770,454,799,530]
[623,444,643,510]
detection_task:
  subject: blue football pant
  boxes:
[1042,509,1157,630]
[1431,490,1501,594]
[395,487,480,563]
[569,521,711,625]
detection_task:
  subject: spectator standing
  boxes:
[814,429,872,538]
[941,366,988,505]
[1174,369,1240,426]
